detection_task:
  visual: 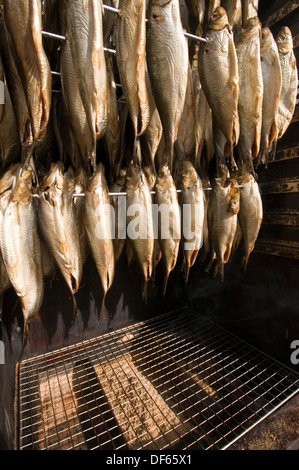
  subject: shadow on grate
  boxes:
[17,307,299,450]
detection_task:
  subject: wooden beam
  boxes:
[293,32,299,49]
[268,144,299,162]
[291,106,299,123]
[254,239,299,259]
[263,209,299,226]
[261,1,299,28]
[259,177,299,194]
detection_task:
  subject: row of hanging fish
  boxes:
[0,0,297,340]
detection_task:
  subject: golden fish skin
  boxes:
[4,0,52,146]
[60,38,94,168]
[66,0,109,169]
[0,55,4,124]
[116,0,149,140]
[155,165,181,296]
[139,68,163,187]
[74,166,89,266]
[104,54,121,185]
[38,162,83,299]
[0,165,18,300]
[236,17,263,172]
[241,0,259,27]
[0,85,21,170]
[179,161,204,284]
[0,165,44,341]
[110,170,127,264]
[221,0,242,34]
[177,64,196,163]
[198,7,240,164]
[275,27,298,141]
[146,0,189,172]
[237,173,263,271]
[207,177,240,280]
[84,163,115,316]
[257,27,282,167]
[0,15,31,150]
[125,164,154,303]
[191,47,213,176]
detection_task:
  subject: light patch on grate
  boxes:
[17,307,299,450]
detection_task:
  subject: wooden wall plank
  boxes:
[261,1,299,27]
[263,210,299,226]
[254,239,299,259]
[259,177,299,194]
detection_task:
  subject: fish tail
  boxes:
[133,138,142,166]
[241,254,250,273]
[268,138,277,163]
[23,320,30,345]
[184,265,190,286]
[72,294,78,320]
[99,292,106,320]
[162,273,169,298]
[142,279,148,305]
[205,253,215,274]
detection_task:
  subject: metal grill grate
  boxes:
[17,307,299,450]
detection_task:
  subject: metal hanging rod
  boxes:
[42,4,208,45]
[43,32,117,55]
[32,188,213,199]
[103,4,120,14]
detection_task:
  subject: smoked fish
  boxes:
[0,164,44,341]
[198,7,240,171]
[155,165,181,296]
[125,164,154,302]
[116,0,149,144]
[146,0,189,172]
[38,162,82,305]
[257,27,282,167]
[84,163,115,316]
[207,177,240,280]
[4,0,52,154]
[179,161,204,284]
[235,16,263,173]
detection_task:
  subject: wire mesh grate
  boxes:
[17,307,299,450]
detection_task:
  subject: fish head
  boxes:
[241,16,261,41]
[0,163,19,196]
[180,161,198,190]
[63,166,76,194]
[227,181,240,215]
[208,7,229,31]
[125,163,142,190]
[143,166,156,191]
[155,165,173,192]
[276,27,293,54]
[74,166,87,193]
[11,164,34,204]
[261,27,273,51]
[87,162,107,193]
